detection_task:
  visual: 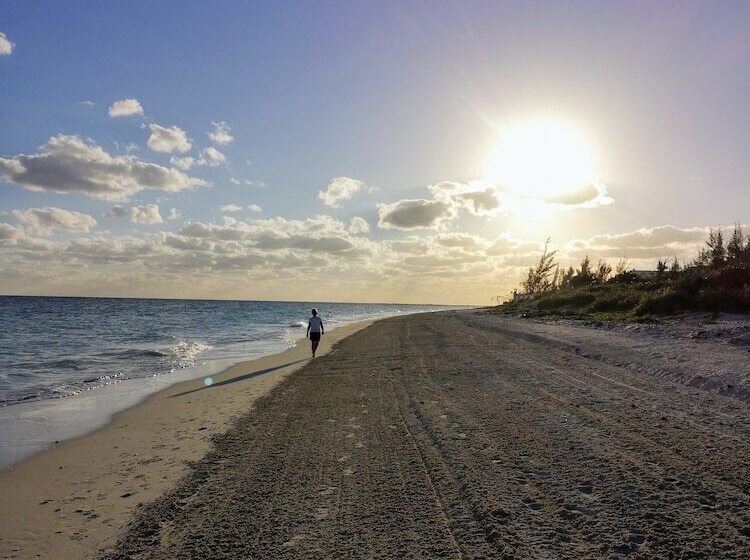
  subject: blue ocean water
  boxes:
[0,296,452,406]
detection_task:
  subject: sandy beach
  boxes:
[0,321,370,560]
[3,310,750,559]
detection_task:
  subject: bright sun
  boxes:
[487,121,598,200]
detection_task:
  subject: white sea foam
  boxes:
[163,340,212,370]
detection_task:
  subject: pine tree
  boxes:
[727,224,744,262]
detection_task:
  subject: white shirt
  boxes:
[308,316,323,333]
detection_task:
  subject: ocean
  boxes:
[0,296,451,407]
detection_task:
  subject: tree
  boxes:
[699,228,726,267]
[727,223,745,263]
[615,258,630,276]
[568,255,595,287]
[522,238,558,294]
[594,259,612,283]
[558,266,575,288]
[669,257,681,276]
[656,259,668,278]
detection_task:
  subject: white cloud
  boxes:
[79,100,95,107]
[147,124,191,153]
[178,215,370,255]
[105,205,129,219]
[168,208,181,220]
[170,147,225,170]
[564,224,747,261]
[114,141,140,154]
[129,204,163,224]
[208,121,234,145]
[377,199,455,230]
[0,32,14,56]
[540,182,614,208]
[318,177,366,208]
[169,156,195,171]
[106,204,164,224]
[0,222,23,240]
[248,204,263,213]
[12,207,97,234]
[230,177,264,187]
[108,98,144,118]
[221,204,243,213]
[201,146,225,165]
[0,135,206,202]
[348,217,369,234]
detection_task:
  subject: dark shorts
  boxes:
[310,332,321,342]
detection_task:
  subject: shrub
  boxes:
[694,287,750,313]
[634,289,680,316]
[587,291,641,312]
[536,291,596,311]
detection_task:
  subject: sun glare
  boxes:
[487,121,597,200]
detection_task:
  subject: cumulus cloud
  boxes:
[433,233,487,252]
[565,224,748,260]
[106,204,163,224]
[168,208,181,220]
[12,207,97,234]
[0,222,23,240]
[105,205,129,219]
[129,204,163,224]
[0,32,14,55]
[248,204,263,213]
[221,204,243,213]
[540,182,614,208]
[348,217,369,234]
[202,146,225,165]
[318,177,366,208]
[0,135,206,202]
[377,199,455,230]
[79,100,95,107]
[147,124,191,153]
[108,98,144,118]
[170,147,225,170]
[179,215,370,255]
[377,181,506,231]
[208,121,233,145]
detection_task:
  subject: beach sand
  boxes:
[0,321,369,560]
[100,310,748,559]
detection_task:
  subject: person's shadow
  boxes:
[168,359,308,398]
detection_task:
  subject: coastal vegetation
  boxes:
[501,224,750,319]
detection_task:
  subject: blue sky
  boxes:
[1,1,748,303]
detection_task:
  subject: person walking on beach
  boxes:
[306,308,324,358]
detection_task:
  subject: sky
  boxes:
[0,1,748,304]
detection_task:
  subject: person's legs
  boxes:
[312,339,319,357]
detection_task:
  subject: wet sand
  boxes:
[0,321,369,560]
[99,310,749,559]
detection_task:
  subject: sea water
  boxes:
[0,296,454,466]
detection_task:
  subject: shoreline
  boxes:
[0,320,372,560]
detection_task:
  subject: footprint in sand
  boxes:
[343,467,355,476]
[282,533,307,547]
[354,442,364,449]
